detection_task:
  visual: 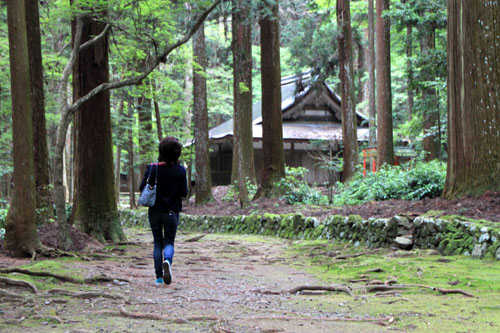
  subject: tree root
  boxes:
[247,315,393,324]
[0,288,25,299]
[0,276,38,293]
[184,234,207,242]
[334,250,380,260]
[363,284,475,297]
[33,314,65,324]
[83,274,131,284]
[288,285,354,297]
[96,305,219,324]
[0,267,130,285]
[47,288,124,299]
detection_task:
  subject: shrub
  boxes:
[333,160,446,205]
[222,178,258,202]
[275,166,327,205]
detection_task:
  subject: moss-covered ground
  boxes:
[288,239,500,332]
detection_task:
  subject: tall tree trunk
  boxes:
[357,36,367,106]
[421,28,440,161]
[337,0,359,182]
[115,99,124,203]
[405,15,414,121]
[443,1,500,198]
[152,81,163,140]
[72,12,125,243]
[127,101,137,209]
[375,0,394,168]
[26,0,53,225]
[64,124,73,203]
[232,0,255,207]
[193,23,213,204]
[4,0,40,256]
[255,1,285,199]
[183,54,193,137]
[137,95,154,177]
[367,0,376,149]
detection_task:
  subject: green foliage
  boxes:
[222,178,258,202]
[334,161,446,205]
[0,208,7,240]
[275,166,327,205]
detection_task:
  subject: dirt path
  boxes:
[0,229,388,333]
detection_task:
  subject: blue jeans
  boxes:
[149,211,178,278]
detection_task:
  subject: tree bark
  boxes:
[138,95,154,177]
[255,1,285,198]
[152,81,163,141]
[337,0,359,182]
[193,23,213,204]
[443,1,500,198]
[4,0,40,256]
[25,0,53,225]
[420,28,440,161]
[232,0,255,207]
[405,15,414,121]
[127,101,137,209]
[367,0,376,149]
[115,99,125,203]
[375,0,394,168]
[71,12,125,243]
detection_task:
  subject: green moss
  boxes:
[286,239,500,332]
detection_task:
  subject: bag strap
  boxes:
[146,163,158,185]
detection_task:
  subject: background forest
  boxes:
[0,0,499,255]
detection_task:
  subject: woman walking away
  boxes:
[140,137,188,285]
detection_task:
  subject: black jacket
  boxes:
[139,162,188,213]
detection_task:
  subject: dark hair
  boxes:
[158,137,182,164]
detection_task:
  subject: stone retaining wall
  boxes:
[119,210,500,260]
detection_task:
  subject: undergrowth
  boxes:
[333,160,446,206]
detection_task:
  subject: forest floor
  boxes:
[183,186,500,223]
[1,188,499,332]
[1,228,500,333]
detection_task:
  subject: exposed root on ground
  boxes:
[334,250,381,260]
[362,284,475,297]
[32,314,65,324]
[247,315,393,324]
[47,288,124,299]
[0,276,39,293]
[288,285,354,297]
[0,288,25,299]
[0,267,130,285]
[95,305,220,324]
[184,234,207,242]
[83,274,131,284]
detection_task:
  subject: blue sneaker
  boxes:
[163,260,172,285]
[154,277,164,285]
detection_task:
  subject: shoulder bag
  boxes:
[138,163,157,207]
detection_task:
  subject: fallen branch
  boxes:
[184,234,207,242]
[47,288,124,299]
[288,285,354,297]
[0,276,38,294]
